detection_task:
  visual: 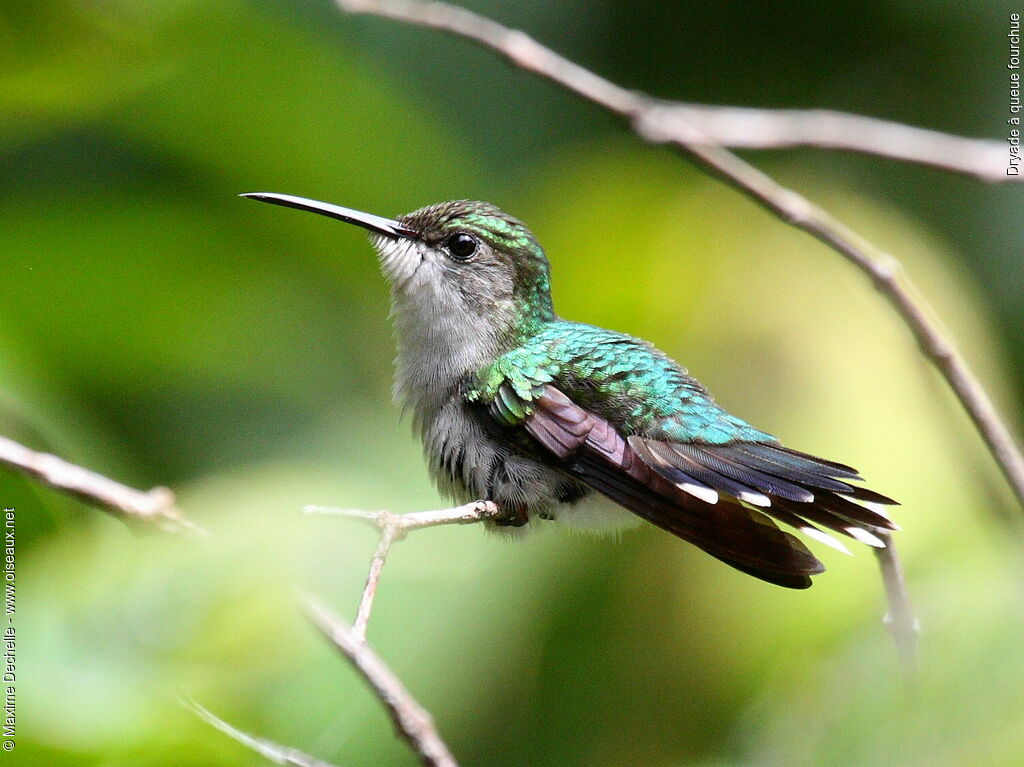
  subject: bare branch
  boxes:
[305,500,501,640]
[303,500,503,531]
[191,504,500,767]
[352,521,399,643]
[337,0,1017,183]
[305,596,460,767]
[184,696,341,767]
[639,104,1014,183]
[0,434,203,534]
[334,0,1024,509]
[873,534,919,675]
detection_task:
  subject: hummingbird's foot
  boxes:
[494,504,530,527]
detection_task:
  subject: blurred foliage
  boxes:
[1,1,1022,766]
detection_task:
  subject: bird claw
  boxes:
[494,505,530,527]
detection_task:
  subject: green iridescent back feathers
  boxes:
[468,322,777,445]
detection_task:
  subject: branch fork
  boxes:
[305,500,502,643]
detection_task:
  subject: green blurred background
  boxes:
[3,1,1023,765]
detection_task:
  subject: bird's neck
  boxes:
[390,290,555,422]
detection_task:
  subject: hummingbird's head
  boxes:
[242,194,556,344]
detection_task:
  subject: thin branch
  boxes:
[334,0,1024,510]
[639,104,1015,183]
[183,696,341,767]
[303,499,503,531]
[0,434,202,534]
[352,521,399,642]
[305,500,501,641]
[337,0,1017,183]
[191,503,499,767]
[305,596,461,767]
[873,534,918,674]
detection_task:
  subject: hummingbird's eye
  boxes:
[445,232,479,261]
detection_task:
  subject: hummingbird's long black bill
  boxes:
[240,192,418,239]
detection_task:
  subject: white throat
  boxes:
[373,237,505,420]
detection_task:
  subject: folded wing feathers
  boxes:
[524,386,898,585]
[671,443,816,503]
[757,506,852,555]
[526,386,825,587]
[571,452,822,587]
[641,437,899,544]
[741,443,862,479]
[712,444,857,493]
[636,439,766,506]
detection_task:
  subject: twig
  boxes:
[337,0,1017,183]
[192,503,497,767]
[874,533,919,674]
[0,434,202,534]
[304,500,503,530]
[638,104,1015,183]
[352,521,399,642]
[334,0,1024,511]
[305,596,461,767]
[305,500,501,641]
[183,696,341,767]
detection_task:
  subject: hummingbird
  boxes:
[243,192,898,589]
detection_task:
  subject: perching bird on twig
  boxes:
[245,193,898,588]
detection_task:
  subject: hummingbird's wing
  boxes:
[513,383,900,588]
[519,385,826,587]
[626,436,897,547]
[469,324,898,588]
